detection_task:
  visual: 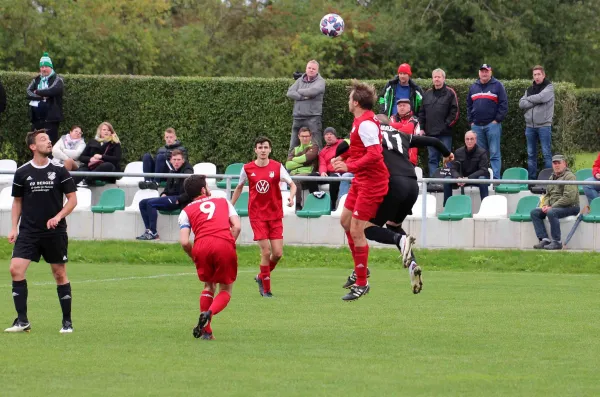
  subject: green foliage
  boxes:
[0,72,580,173]
[573,89,600,152]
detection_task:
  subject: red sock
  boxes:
[269,259,278,272]
[209,291,231,316]
[354,244,369,286]
[200,289,214,333]
[345,231,356,257]
[260,265,271,293]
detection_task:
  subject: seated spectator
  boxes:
[52,125,86,171]
[286,127,319,210]
[75,122,122,187]
[141,127,187,189]
[318,127,345,209]
[333,138,354,201]
[443,130,489,206]
[582,152,600,205]
[137,150,193,240]
[389,98,423,166]
[531,155,579,250]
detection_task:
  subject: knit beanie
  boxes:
[39,52,53,68]
[397,63,412,76]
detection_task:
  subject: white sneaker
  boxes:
[77,180,88,188]
[402,235,416,268]
[59,320,73,333]
[409,262,423,294]
[4,318,31,333]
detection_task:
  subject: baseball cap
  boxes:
[552,154,566,162]
[479,64,492,71]
[396,98,410,105]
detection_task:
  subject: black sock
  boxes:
[57,283,72,322]
[12,280,28,323]
[364,226,398,245]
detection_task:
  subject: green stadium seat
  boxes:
[576,168,593,195]
[582,197,600,223]
[495,167,528,193]
[217,163,246,189]
[91,188,125,213]
[234,191,249,217]
[296,193,331,218]
[509,195,541,222]
[159,209,181,215]
[87,179,106,187]
[437,195,472,221]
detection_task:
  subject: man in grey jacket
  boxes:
[519,65,555,180]
[286,60,326,150]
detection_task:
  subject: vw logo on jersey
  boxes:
[47,172,56,181]
[256,180,270,194]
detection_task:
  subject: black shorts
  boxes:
[370,175,419,227]
[12,233,69,264]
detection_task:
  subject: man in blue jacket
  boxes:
[466,64,508,179]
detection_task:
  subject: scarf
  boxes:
[527,78,550,96]
[37,70,55,90]
[63,134,82,150]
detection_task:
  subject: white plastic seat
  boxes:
[73,188,92,212]
[414,166,423,180]
[0,159,17,184]
[0,186,13,210]
[406,194,437,219]
[124,189,160,212]
[282,191,296,216]
[330,194,347,218]
[193,162,217,187]
[473,195,508,219]
[559,215,578,223]
[209,190,228,199]
[116,161,144,187]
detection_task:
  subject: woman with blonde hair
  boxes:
[75,122,122,187]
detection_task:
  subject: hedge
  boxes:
[0,72,579,175]
[573,89,600,152]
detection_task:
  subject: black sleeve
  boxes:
[409,136,451,156]
[35,76,64,98]
[335,140,349,157]
[59,167,77,194]
[12,169,25,198]
[102,143,122,166]
[79,144,93,164]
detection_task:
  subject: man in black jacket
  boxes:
[26,52,64,143]
[137,150,194,240]
[140,127,188,188]
[418,68,460,176]
[443,131,489,206]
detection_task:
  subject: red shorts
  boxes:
[192,236,238,284]
[343,181,388,221]
[250,218,283,241]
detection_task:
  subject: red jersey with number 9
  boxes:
[179,196,237,244]
[240,160,292,221]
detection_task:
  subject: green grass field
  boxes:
[1,241,599,396]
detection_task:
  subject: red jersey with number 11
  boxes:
[179,196,237,244]
[239,160,293,221]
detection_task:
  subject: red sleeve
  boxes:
[593,153,600,176]
[346,145,383,173]
[318,149,327,174]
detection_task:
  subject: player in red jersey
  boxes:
[231,136,296,298]
[178,175,241,340]
[331,80,390,301]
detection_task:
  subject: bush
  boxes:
[0,72,578,174]
[573,89,600,151]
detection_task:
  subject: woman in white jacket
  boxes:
[52,125,86,171]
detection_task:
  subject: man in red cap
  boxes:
[379,63,423,119]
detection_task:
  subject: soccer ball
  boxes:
[320,13,344,38]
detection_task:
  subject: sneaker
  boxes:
[533,238,551,249]
[200,330,215,340]
[59,320,73,334]
[409,262,423,294]
[255,275,265,296]
[192,311,213,339]
[342,283,370,301]
[342,268,371,289]
[147,181,159,190]
[4,318,31,333]
[544,240,563,250]
[138,181,149,190]
[137,231,159,241]
[76,180,88,188]
[263,292,274,298]
[398,235,416,268]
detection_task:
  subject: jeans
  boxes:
[142,153,169,182]
[525,126,552,180]
[443,176,488,206]
[427,135,452,176]
[290,116,323,151]
[582,176,600,205]
[471,122,502,179]
[139,196,180,234]
[530,206,580,242]
[338,172,353,201]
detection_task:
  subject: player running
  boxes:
[5,129,77,334]
[331,80,389,302]
[231,136,296,298]
[179,175,241,340]
[340,98,454,294]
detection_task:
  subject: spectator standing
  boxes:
[379,63,423,117]
[582,152,600,205]
[286,127,319,210]
[531,155,579,250]
[26,52,64,144]
[443,131,489,206]
[318,127,345,209]
[418,68,459,175]
[466,64,508,179]
[286,60,326,150]
[140,127,187,189]
[519,65,555,180]
[52,126,86,171]
[389,98,423,166]
[137,150,193,241]
[75,122,122,187]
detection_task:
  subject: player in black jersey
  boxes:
[340,107,453,294]
[5,130,77,334]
